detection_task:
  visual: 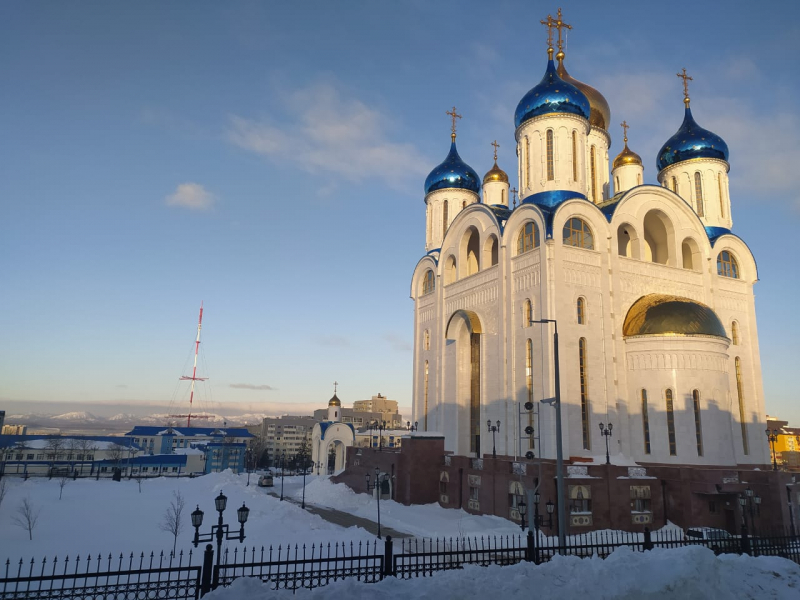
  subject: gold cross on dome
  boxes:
[540,13,556,56]
[677,68,693,107]
[553,8,572,52]
[510,187,518,207]
[491,140,500,161]
[446,106,462,141]
[621,120,629,143]
[333,381,338,394]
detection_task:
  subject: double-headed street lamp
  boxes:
[738,487,762,541]
[365,467,389,539]
[406,421,419,432]
[765,428,780,471]
[529,318,566,552]
[517,490,554,564]
[486,420,500,458]
[599,422,613,465]
[191,492,250,589]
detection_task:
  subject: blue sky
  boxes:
[2,1,799,424]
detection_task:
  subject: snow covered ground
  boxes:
[2,472,800,598]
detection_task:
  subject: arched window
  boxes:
[693,390,703,456]
[615,176,620,191]
[731,321,740,345]
[718,173,725,218]
[579,338,590,450]
[563,217,594,250]
[517,222,540,254]
[462,200,466,209]
[671,176,677,193]
[524,299,533,326]
[422,270,435,295]
[546,130,555,181]
[423,329,430,351]
[526,339,534,449]
[572,130,578,181]
[641,390,651,455]
[525,137,530,189]
[501,189,506,205]
[694,172,704,217]
[577,297,586,324]
[717,251,739,279]
[665,389,676,456]
[590,145,597,202]
[735,357,749,455]
[423,361,429,431]
[442,200,449,239]
[637,173,642,186]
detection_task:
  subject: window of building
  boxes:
[525,137,530,189]
[736,357,749,455]
[665,389,677,456]
[36,454,43,460]
[546,130,555,181]
[717,251,740,279]
[731,321,740,345]
[563,218,594,250]
[442,200,449,239]
[569,485,591,513]
[579,338,590,450]
[26,453,33,460]
[517,222,540,254]
[641,389,651,455]
[572,130,578,181]
[526,339,534,450]
[577,297,586,324]
[709,501,717,513]
[693,390,703,456]
[718,173,725,218]
[694,172,705,216]
[422,270,435,295]
[440,479,447,494]
[469,485,479,501]
[590,145,597,202]
[671,176,678,193]
[462,200,466,209]
[524,299,533,326]
[630,486,652,513]
[424,329,430,350]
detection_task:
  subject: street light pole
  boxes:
[765,428,779,471]
[530,318,566,553]
[599,423,613,465]
[191,492,250,590]
[365,467,387,539]
[486,420,500,458]
[279,450,286,501]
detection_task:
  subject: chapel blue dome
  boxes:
[657,107,729,172]
[424,141,481,196]
[514,59,591,129]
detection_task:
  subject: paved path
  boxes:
[267,492,412,539]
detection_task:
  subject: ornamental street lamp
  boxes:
[366,467,389,539]
[191,492,250,589]
[301,454,308,509]
[279,450,286,501]
[765,428,780,471]
[406,421,419,432]
[486,420,500,458]
[518,490,554,565]
[599,422,613,465]
[739,487,761,539]
[372,421,388,451]
[530,318,566,552]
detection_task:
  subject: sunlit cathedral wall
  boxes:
[410,34,769,470]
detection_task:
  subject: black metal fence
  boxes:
[2,528,798,598]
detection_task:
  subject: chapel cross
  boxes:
[333,381,338,394]
[510,187,518,207]
[491,140,500,161]
[677,68,693,107]
[540,13,557,56]
[621,120,630,143]
[446,106,462,141]
[553,8,572,52]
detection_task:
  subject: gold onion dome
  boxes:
[556,51,611,131]
[483,160,508,184]
[328,393,341,407]
[622,294,728,339]
[613,126,642,169]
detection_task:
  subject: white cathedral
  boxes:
[410,20,769,469]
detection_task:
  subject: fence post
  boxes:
[643,527,653,551]
[383,535,395,577]
[199,544,213,597]
[525,530,534,562]
[740,524,751,555]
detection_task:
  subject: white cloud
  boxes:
[226,83,429,190]
[165,183,215,210]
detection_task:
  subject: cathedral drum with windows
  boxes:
[410,23,768,468]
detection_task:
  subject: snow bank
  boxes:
[203,545,800,599]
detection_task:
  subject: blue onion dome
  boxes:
[424,141,481,195]
[657,107,729,172]
[556,51,611,131]
[515,58,590,129]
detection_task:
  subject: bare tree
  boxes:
[159,491,186,555]
[72,439,98,477]
[0,478,7,509]
[134,469,145,493]
[45,437,66,478]
[12,497,40,541]
[57,473,70,500]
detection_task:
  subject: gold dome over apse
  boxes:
[556,52,611,131]
[328,394,341,407]
[483,160,509,184]
[622,294,728,339]
[613,121,642,169]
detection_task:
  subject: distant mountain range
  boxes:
[3,411,270,435]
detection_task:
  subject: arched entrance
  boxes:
[445,310,483,456]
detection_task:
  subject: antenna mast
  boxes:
[178,303,208,427]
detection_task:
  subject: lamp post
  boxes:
[765,428,780,471]
[406,421,419,432]
[301,454,307,509]
[739,487,761,539]
[518,490,554,565]
[530,318,566,552]
[486,420,500,458]
[365,467,389,539]
[599,423,613,465]
[191,492,250,589]
[245,448,253,486]
[279,450,286,501]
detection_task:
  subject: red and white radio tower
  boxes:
[175,303,208,428]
